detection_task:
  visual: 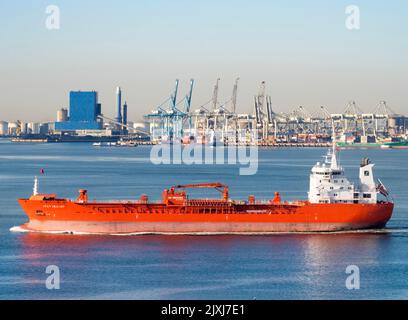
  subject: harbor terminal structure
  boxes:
[2,80,407,146]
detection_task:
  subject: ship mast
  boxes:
[330,142,339,170]
[33,176,39,196]
[331,129,339,170]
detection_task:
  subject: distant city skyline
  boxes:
[0,0,407,122]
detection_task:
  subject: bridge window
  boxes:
[363,193,372,199]
[364,171,370,176]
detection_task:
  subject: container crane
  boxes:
[212,78,220,111]
[231,77,239,114]
[182,79,195,134]
[144,79,187,141]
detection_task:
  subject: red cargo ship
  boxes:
[15,146,393,234]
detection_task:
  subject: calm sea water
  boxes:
[0,138,407,300]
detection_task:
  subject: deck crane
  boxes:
[171,183,229,201]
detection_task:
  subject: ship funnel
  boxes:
[361,157,371,167]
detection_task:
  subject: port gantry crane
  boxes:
[212,78,220,112]
[183,79,195,135]
[190,78,241,143]
[318,101,394,139]
[211,78,225,132]
[254,81,277,141]
[145,79,194,142]
[320,101,393,139]
[231,77,240,143]
[214,77,241,143]
[254,81,266,140]
[370,101,395,136]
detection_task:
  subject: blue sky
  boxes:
[0,0,407,121]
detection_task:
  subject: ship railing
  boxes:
[81,200,164,204]
[187,200,231,207]
[76,199,308,206]
[231,199,306,205]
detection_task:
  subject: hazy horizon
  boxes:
[1,0,407,122]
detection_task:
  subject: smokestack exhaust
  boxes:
[122,101,128,132]
[116,87,122,127]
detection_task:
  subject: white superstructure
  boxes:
[308,144,385,204]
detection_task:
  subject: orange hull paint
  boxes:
[17,197,394,234]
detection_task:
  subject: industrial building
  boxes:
[83,86,131,135]
[55,91,102,131]
[3,86,137,141]
[0,121,8,136]
[57,108,68,122]
[0,120,51,137]
[28,122,40,134]
[112,87,128,133]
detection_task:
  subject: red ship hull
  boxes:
[17,198,394,234]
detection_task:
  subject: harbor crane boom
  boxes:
[212,78,220,111]
[231,77,240,114]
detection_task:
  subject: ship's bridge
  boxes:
[311,165,343,176]
[308,144,379,204]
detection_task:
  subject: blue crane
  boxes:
[145,79,194,142]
